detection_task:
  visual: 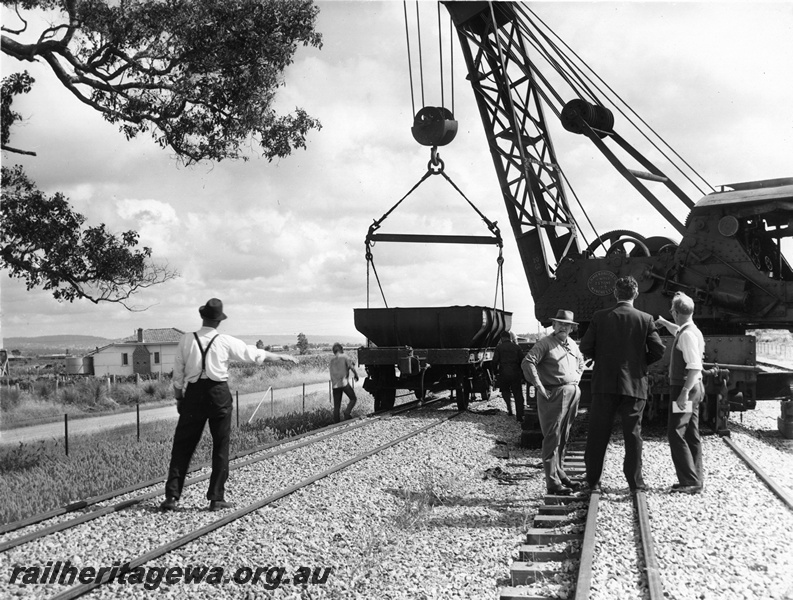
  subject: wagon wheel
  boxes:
[455,379,470,412]
[585,229,651,258]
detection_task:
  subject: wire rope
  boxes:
[402,1,416,117]
[521,5,714,195]
[415,1,425,108]
[437,2,444,110]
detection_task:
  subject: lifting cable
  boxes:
[365,152,504,310]
[402,1,416,118]
[521,5,714,196]
[415,2,425,108]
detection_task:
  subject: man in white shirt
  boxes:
[656,292,706,494]
[160,298,297,512]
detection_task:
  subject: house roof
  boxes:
[121,328,185,344]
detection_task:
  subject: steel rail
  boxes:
[633,490,664,599]
[572,489,600,600]
[723,437,793,510]
[49,412,461,600]
[0,396,450,552]
[0,416,362,536]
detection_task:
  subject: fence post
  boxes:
[236,391,239,428]
[328,380,332,404]
[271,387,274,417]
[64,413,69,456]
[302,383,305,414]
[136,399,140,442]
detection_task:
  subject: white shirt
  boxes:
[172,327,269,390]
[673,322,705,383]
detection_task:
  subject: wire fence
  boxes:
[1,379,354,456]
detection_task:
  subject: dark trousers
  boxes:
[332,385,357,423]
[500,377,525,420]
[165,379,233,502]
[585,393,646,490]
[668,383,704,487]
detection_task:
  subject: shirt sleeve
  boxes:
[521,339,547,384]
[225,335,268,364]
[172,335,188,390]
[678,329,703,371]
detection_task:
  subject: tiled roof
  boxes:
[121,328,185,344]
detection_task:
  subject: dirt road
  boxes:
[0,381,332,446]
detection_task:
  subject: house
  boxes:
[84,328,184,377]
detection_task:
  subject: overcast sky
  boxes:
[1,1,791,343]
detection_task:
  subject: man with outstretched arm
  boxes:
[161,298,297,512]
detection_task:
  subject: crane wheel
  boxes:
[585,229,651,257]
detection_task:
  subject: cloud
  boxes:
[2,1,792,342]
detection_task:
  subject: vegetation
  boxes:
[1,166,178,307]
[1,352,338,429]
[297,332,310,355]
[0,388,376,524]
[1,0,322,305]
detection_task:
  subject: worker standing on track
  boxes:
[522,310,585,495]
[580,276,666,493]
[493,330,526,420]
[656,292,706,494]
[329,343,360,423]
[160,298,298,512]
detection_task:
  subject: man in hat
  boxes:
[580,275,665,493]
[160,298,298,512]
[522,309,586,495]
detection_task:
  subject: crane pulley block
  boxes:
[411,106,458,146]
[561,99,614,138]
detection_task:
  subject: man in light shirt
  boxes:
[656,292,706,494]
[522,310,585,496]
[160,298,297,512]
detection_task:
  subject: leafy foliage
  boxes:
[0,165,178,306]
[0,71,34,153]
[1,0,323,164]
[297,332,309,355]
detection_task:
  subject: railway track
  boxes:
[47,411,460,599]
[498,439,664,600]
[1,398,463,597]
[0,397,453,550]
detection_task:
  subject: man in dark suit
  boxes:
[579,275,666,492]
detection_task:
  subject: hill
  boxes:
[4,333,365,354]
[4,335,113,353]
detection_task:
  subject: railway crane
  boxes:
[358,1,793,437]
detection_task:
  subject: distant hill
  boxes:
[5,335,112,353]
[4,333,365,354]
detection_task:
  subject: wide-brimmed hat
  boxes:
[550,309,577,325]
[199,298,227,321]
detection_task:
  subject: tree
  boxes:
[296,332,309,355]
[1,0,323,163]
[1,0,322,305]
[1,165,177,307]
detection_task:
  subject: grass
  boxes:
[0,387,376,525]
[1,356,335,430]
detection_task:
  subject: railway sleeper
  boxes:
[518,543,575,560]
[534,513,579,527]
[499,587,551,600]
[525,528,584,544]
[510,561,563,585]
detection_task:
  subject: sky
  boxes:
[1,1,791,344]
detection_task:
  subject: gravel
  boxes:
[3,397,792,600]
